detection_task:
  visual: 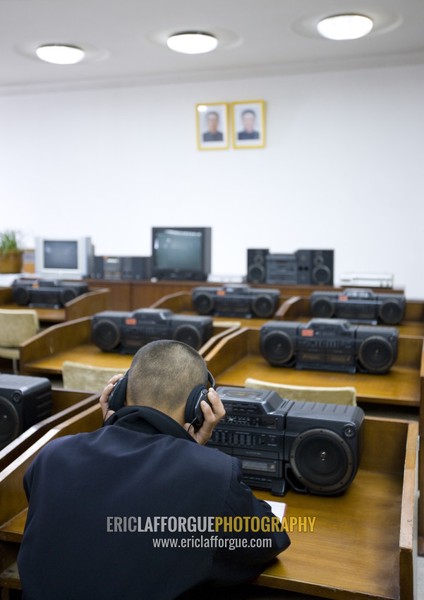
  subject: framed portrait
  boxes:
[232,100,266,149]
[196,102,229,150]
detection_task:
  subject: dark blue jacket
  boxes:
[18,406,290,599]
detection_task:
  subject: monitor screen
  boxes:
[34,236,93,279]
[152,227,211,280]
[43,240,78,270]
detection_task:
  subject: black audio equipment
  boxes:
[310,288,406,325]
[265,249,334,286]
[0,374,52,450]
[208,386,364,496]
[192,285,280,319]
[265,254,298,284]
[11,278,89,308]
[260,318,398,374]
[295,249,334,285]
[90,256,152,281]
[91,308,213,354]
[247,249,269,284]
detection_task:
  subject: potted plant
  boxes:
[0,230,24,273]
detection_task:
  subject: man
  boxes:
[202,110,224,142]
[18,340,290,600]
[238,109,260,140]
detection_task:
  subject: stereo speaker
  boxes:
[295,249,334,285]
[247,249,269,284]
[284,402,363,495]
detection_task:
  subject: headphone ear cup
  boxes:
[109,374,128,411]
[184,385,205,425]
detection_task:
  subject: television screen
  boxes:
[43,240,78,270]
[152,227,211,281]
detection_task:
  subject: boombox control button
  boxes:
[343,424,356,438]
[12,391,22,403]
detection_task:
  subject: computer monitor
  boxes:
[34,237,94,279]
[151,227,211,281]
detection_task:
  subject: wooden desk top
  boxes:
[20,318,240,376]
[276,296,424,338]
[0,287,109,323]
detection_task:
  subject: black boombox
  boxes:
[310,288,406,325]
[260,318,398,374]
[247,248,334,286]
[208,386,364,496]
[192,285,280,319]
[0,374,53,450]
[12,278,89,308]
[91,308,213,354]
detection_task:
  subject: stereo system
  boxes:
[247,248,334,285]
[208,386,364,496]
[91,308,213,354]
[0,374,53,450]
[260,318,398,374]
[12,278,89,308]
[192,285,280,319]
[90,256,152,281]
[310,288,406,325]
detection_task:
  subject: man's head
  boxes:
[241,109,256,133]
[126,340,209,421]
[206,111,220,134]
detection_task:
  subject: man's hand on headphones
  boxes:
[185,388,226,445]
[100,373,123,422]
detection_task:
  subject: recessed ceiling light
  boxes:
[317,14,374,40]
[167,32,218,54]
[35,44,86,65]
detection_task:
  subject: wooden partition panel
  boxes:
[0,389,100,471]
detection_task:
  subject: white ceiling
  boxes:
[1,0,423,94]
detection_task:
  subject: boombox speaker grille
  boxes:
[378,300,403,325]
[262,331,295,365]
[92,319,121,351]
[0,395,20,450]
[289,428,354,494]
[358,336,394,373]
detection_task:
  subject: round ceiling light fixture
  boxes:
[166,31,218,54]
[317,14,374,40]
[35,44,86,65]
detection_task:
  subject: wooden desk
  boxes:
[204,326,424,559]
[276,296,424,337]
[204,328,422,409]
[19,317,240,377]
[0,286,110,323]
[85,278,406,312]
[0,417,418,599]
[151,290,283,329]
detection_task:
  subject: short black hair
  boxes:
[127,340,208,411]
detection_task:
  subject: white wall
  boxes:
[1,64,423,297]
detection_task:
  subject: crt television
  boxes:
[151,227,211,281]
[34,237,94,279]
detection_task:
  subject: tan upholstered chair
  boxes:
[62,361,124,393]
[244,377,357,406]
[0,308,40,373]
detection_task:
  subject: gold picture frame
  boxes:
[232,100,266,149]
[196,102,229,151]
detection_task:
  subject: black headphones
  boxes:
[108,370,216,432]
